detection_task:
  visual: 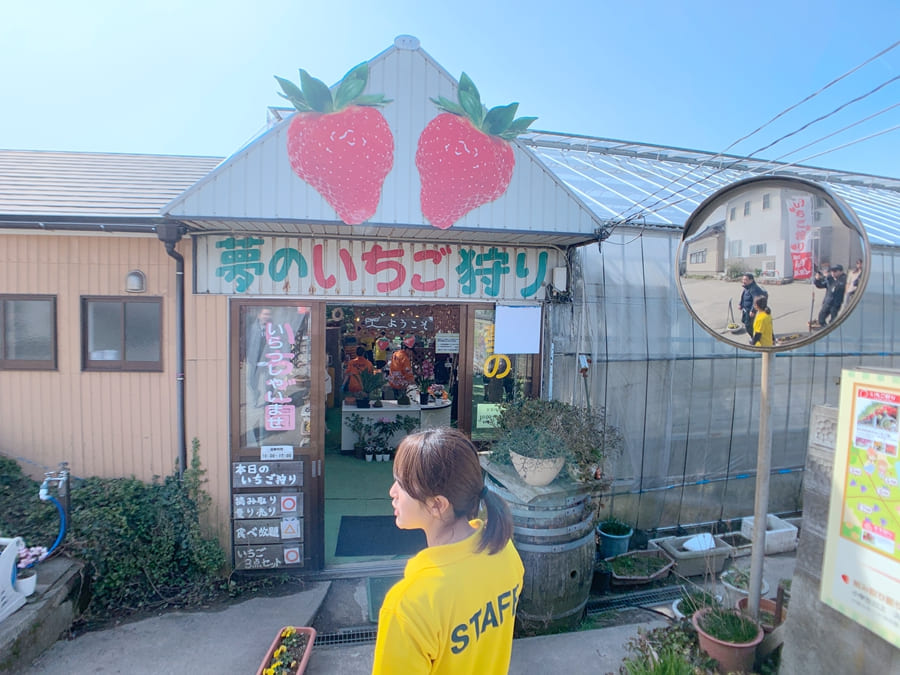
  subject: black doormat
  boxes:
[335,515,427,557]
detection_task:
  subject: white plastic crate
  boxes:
[740,514,798,554]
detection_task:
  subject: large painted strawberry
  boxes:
[275,63,393,225]
[415,73,536,229]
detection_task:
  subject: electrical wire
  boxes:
[601,40,900,229]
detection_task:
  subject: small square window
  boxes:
[82,297,162,371]
[0,295,57,370]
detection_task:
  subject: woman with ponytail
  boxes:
[373,427,523,674]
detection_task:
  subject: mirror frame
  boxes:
[676,175,870,353]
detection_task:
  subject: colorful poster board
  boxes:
[822,368,900,647]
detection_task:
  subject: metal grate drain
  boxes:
[314,587,683,647]
[586,585,683,614]
[314,627,378,646]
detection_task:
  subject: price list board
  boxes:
[231,460,305,570]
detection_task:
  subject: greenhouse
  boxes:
[528,131,900,529]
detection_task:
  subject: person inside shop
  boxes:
[813,264,847,328]
[343,346,374,398]
[373,427,523,674]
[739,273,767,337]
[751,295,774,347]
[374,330,391,369]
[387,343,415,399]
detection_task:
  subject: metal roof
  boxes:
[1,137,898,246]
[0,150,222,228]
[521,132,900,246]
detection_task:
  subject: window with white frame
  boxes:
[0,295,57,370]
[743,201,751,216]
[749,244,767,255]
[689,250,707,264]
[82,297,162,371]
[762,193,771,210]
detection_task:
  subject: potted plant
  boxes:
[358,370,385,409]
[491,427,565,486]
[672,585,721,621]
[596,516,634,558]
[255,625,316,675]
[364,446,375,462]
[489,397,623,487]
[719,566,769,600]
[14,543,47,596]
[692,606,764,674]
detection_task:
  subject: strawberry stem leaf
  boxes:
[275,62,391,113]
[484,103,518,136]
[334,62,368,110]
[299,69,333,113]
[274,76,312,111]
[432,72,537,139]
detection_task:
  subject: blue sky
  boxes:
[2,1,898,177]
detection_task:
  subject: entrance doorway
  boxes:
[322,303,460,566]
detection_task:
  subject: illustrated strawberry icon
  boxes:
[275,63,394,225]
[415,73,536,229]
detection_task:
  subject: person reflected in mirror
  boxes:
[751,296,774,347]
[814,264,847,328]
[739,273,768,336]
[846,259,863,303]
[373,428,523,674]
[246,307,273,407]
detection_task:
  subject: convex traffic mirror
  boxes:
[676,176,870,352]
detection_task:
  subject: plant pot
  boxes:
[720,569,769,600]
[659,534,733,577]
[255,626,316,675]
[356,398,370,408]
[607,549,674,586]
[591,565,612,594]
[14,570,37,596]
[420,392,429,406]
[597,526,633,559]
[692,607,763,674]
[365,454,374,462]
[508,451,565,486]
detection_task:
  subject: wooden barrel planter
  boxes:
[487,481,595,636]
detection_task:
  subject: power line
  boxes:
[605,40,900,228]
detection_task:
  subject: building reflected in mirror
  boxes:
[677,177,869,352]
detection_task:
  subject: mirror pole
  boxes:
[749,350,776,619]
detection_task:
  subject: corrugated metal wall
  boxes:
[0,234,231,540]
[546,227,900,531]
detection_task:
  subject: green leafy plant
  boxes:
[491,427,563,461]
[696,607,760,643]
[0,441,226,624]
[489,398,622,484]
[677,586,720,619]
[358,369,386,401]
[598,516,633,536]
[618,623,717,674]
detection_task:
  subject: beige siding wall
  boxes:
[0,232,231,542]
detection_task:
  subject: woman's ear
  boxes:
[428,495,453,519]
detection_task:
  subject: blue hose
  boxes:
[10,495,67,587]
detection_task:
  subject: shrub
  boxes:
[0,440,226,622]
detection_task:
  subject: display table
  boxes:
[341,401,420,452]
[420,400,452,430]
